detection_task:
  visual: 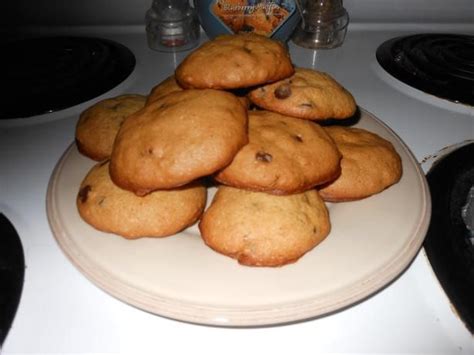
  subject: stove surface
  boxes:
[1,24,473,354]
[1,36,136,119]
[424,142,474,334]
[376,33,474,107]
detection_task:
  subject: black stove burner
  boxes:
[0,36,136,119]
[376,33,474,106]
[424,143,474,334]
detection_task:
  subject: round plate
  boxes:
[46,108,431,326]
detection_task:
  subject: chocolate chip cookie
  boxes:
[175,33,294,89]
[77,161,207,239]
[248,68,356,120]
[146,75,250,109]
[199,186,330,266]
[146,75,184,105]
[75,94,147,161]
[215,110,341,194]
[318,126,403,201]
[110,89,248,195]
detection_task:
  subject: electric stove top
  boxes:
[376,33,474,107]
[424,142,474,334]
[0,36,136,119]
[376,34,474,333]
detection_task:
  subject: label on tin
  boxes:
[210,0,296,36]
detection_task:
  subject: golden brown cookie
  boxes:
[110,89,248,195]
[146,75,184,105]
[146,75,251,109]
[199,186,330,267]
[318,126,403,202]
[248,68,356,120]
[215,110,341,194]
[75,94,147,161]
[77,161,207,239]
[175,33,294,90]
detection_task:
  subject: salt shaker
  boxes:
[146,0,200,52]
[292,0,349,49]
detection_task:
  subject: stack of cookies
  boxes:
[75,34,402,267]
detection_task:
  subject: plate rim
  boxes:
[46,107,431,326]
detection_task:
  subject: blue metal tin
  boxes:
[194,0,301,42]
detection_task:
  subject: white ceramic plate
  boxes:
[47,108,431,327]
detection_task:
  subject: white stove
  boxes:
[1,2,474,353]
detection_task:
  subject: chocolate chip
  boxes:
[243,47,252,54]
[255,151,273,162]
[78,185,92,203]
[274,84,292,99]
[292,134,303,142]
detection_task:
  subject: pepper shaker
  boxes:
[146,0,200,52]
